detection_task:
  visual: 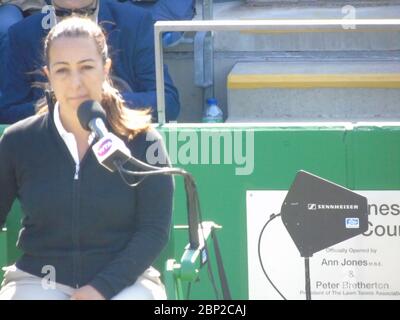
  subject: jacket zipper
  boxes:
[72,177,80,287]
[72,159,86,287]
[50,114,95,288]
[71,146,94,288]
[74,164,80,180]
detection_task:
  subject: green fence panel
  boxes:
[347,126,400,189]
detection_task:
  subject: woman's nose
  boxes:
[70,71,83,89]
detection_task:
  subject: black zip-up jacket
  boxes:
[0,112,174,299]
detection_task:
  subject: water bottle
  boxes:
[202,98,223,123]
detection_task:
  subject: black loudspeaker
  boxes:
[281,170,368,257]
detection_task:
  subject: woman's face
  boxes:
[45,36,110,114]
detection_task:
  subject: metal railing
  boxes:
[154,19,400,124]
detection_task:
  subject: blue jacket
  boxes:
[0,0,180,124]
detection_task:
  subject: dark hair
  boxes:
[37,16,150,140]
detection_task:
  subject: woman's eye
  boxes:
[56,68,68,74]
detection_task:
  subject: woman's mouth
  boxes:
[68,95,90,101]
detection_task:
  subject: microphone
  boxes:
[77,100,131,172]
[77,100,108,139]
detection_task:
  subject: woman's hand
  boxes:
[70,285,106,300]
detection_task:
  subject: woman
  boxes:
[0,16,174,300]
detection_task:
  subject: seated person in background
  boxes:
[0,0,47,13]
[0,0,180,124]
[0,0,42,91]
[0,16,174,300]
[0,1,49,92]
[132,0,196,47]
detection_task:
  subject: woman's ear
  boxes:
[104,58,112,77]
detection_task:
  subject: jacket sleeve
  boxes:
[0,24,36,124]
[90,129,174,299]
[122,10,180,122]
[0,129,17,228]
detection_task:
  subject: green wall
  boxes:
[159,124,400,299]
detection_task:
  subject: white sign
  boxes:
[247,191,400,300]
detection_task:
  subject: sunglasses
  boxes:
[54,1,98,18]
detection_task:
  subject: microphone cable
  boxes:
[113,157,225,300]
[257,213,287,300]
